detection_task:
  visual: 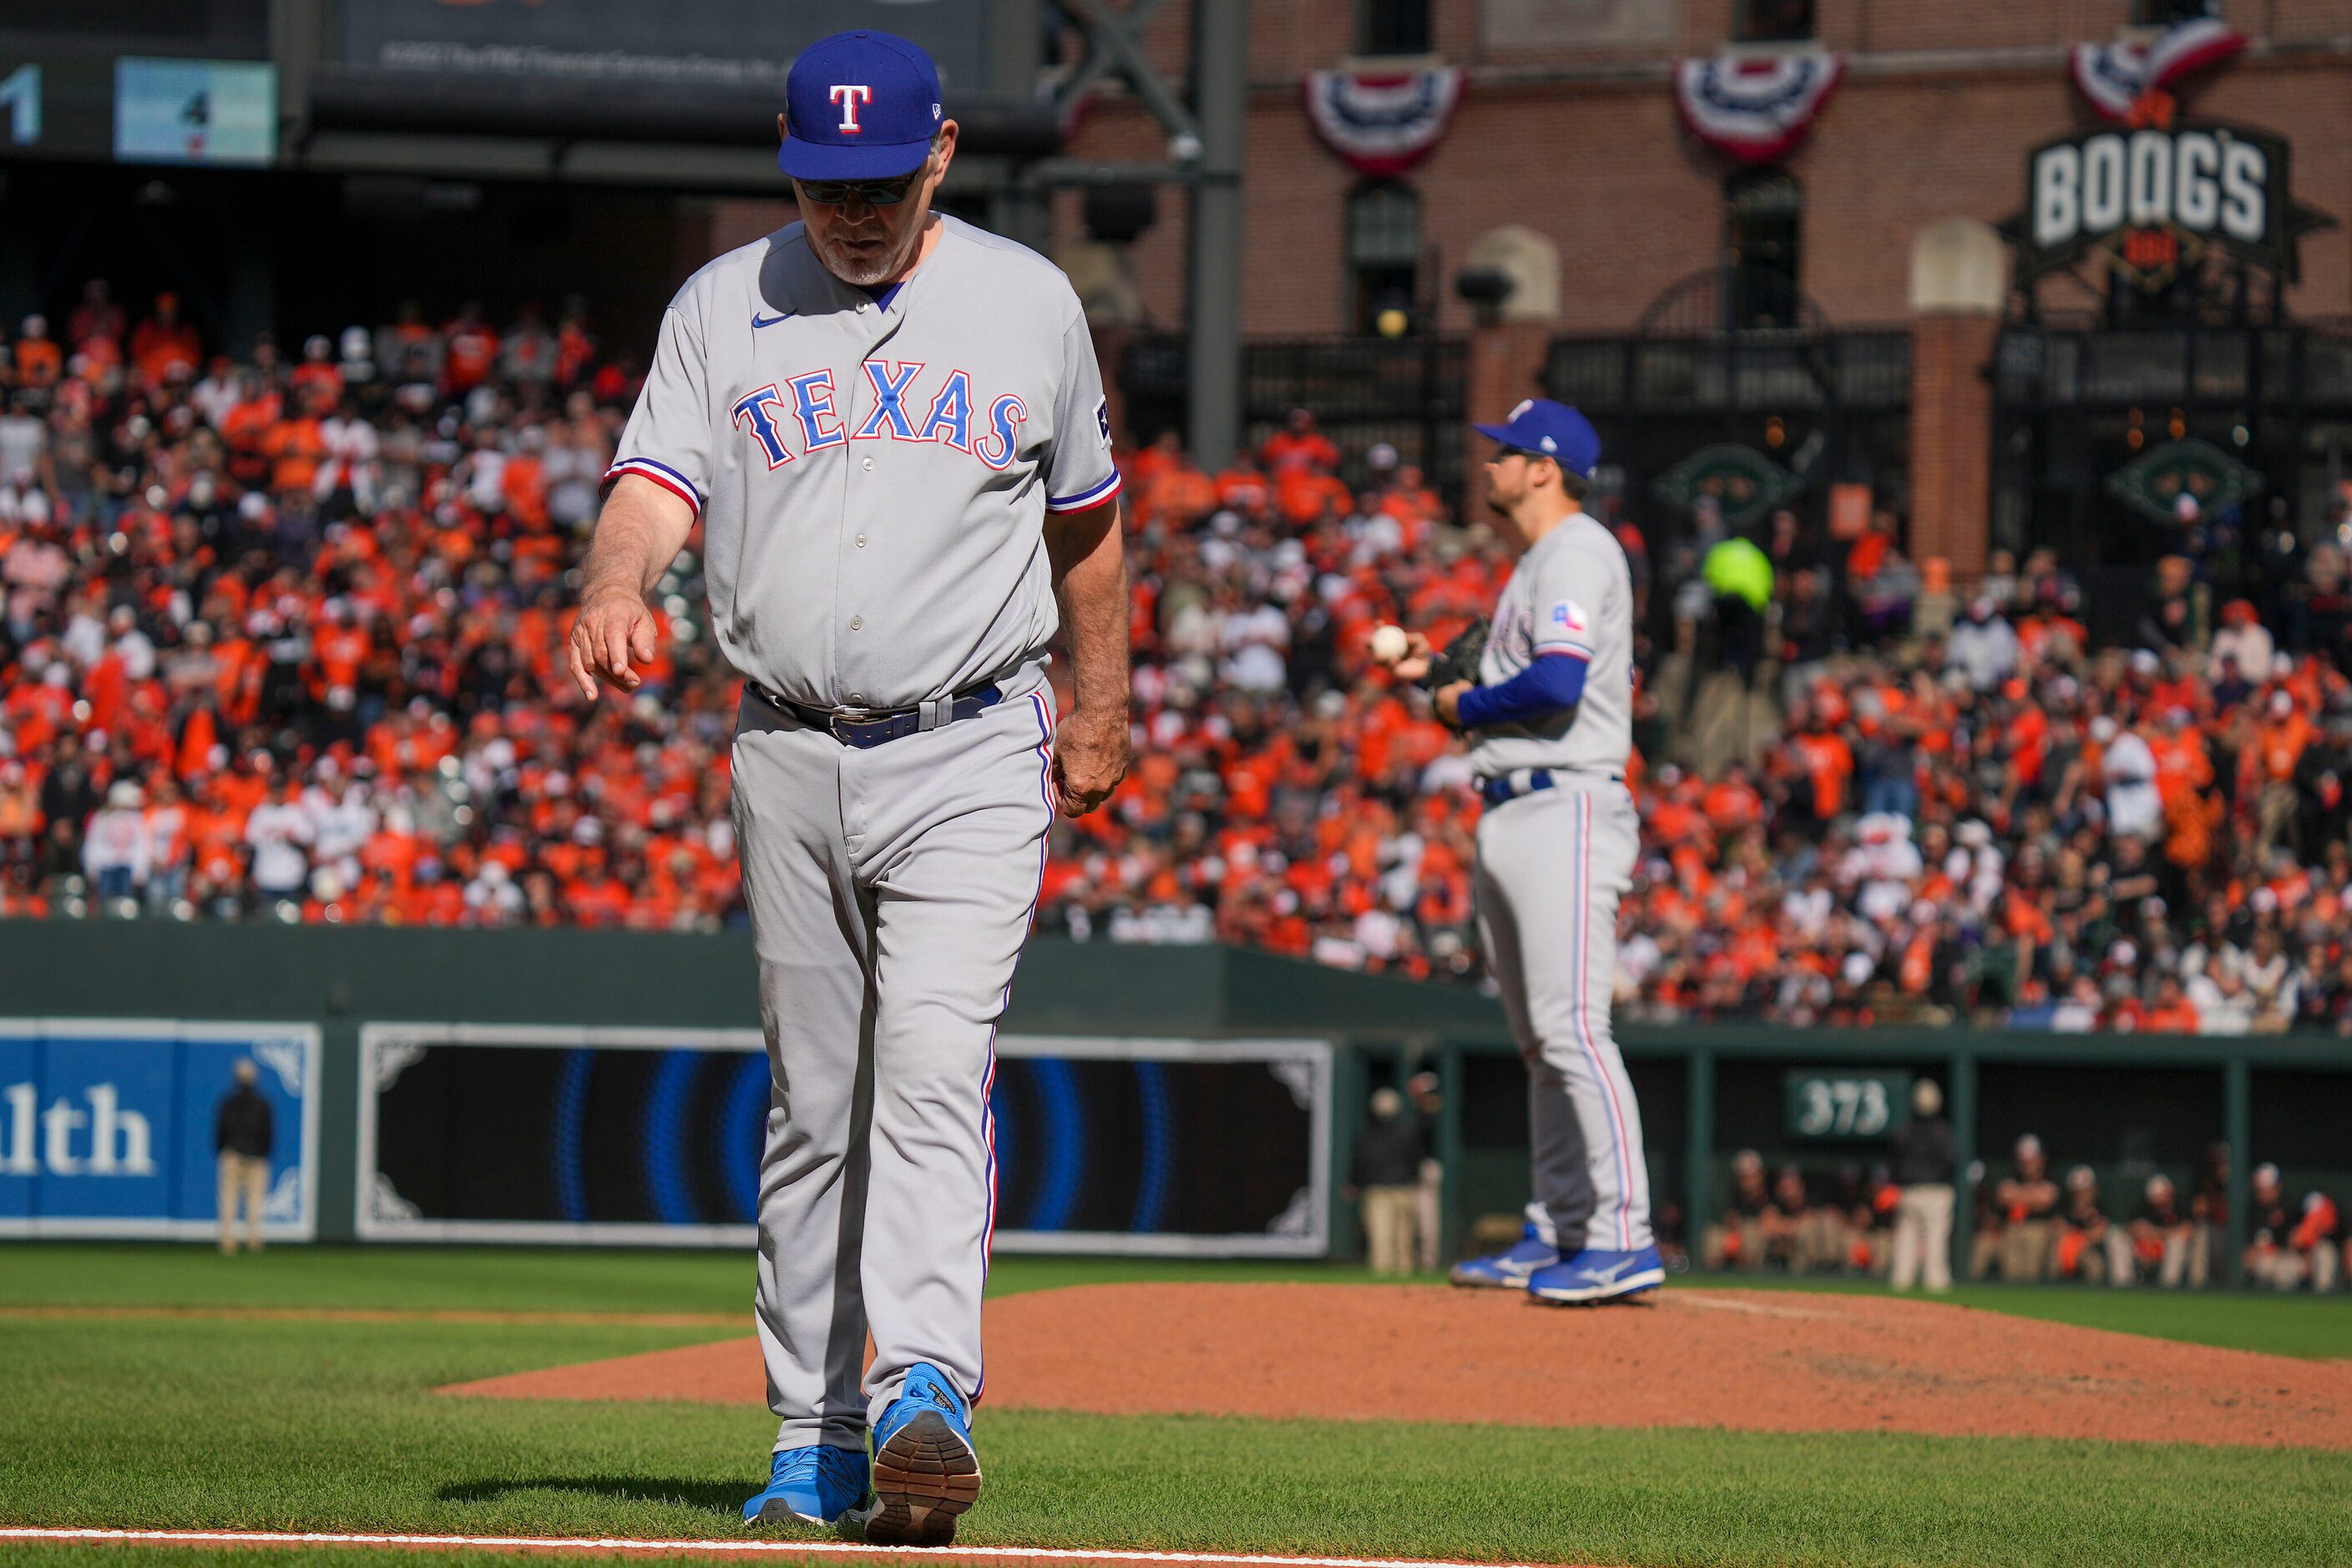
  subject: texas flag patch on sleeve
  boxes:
[1540,598,1595,656]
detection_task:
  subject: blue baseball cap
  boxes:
[1474,398,1601,478]
[778,31,944,181]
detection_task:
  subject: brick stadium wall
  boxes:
[1058,8,2352,339]
[1909,313,2000,574]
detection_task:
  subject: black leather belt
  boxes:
[751,680,1004,748]
[1479,768,1623,807]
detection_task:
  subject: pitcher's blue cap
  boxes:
[778,31,943,181]
[1474,398,1601,478]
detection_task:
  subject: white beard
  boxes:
[814,227,910,287]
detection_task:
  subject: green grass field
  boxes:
[2,1246,2348,1568]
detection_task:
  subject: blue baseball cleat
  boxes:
[855,1362,983,1545]
[1449,1222,1560,1288]
[1528,1244,1666,1305]
[742,1443,871,1526]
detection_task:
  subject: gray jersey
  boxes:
[1466,512,1635,780]
[609,215,1120,711]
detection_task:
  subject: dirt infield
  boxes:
[443,1282,2352,1449]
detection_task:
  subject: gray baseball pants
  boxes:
[731,680,1055,1454]
[1474,779,1653,1255]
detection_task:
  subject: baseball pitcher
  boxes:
[568,29,1131,1543]
[1379,399,1662,1305]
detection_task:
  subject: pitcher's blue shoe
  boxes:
[855,1362,982,1546]
[1528,1244,1665,1304]
[1449,1222,1560,1288]
[741,1443,870,1526]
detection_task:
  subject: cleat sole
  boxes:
[860,1410,982,1546]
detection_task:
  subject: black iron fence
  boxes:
[1121,333,1470,503]
[1990,317,2352,570]
[1545,329,1914,539]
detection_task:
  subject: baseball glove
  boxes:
[1419,617,1489,693]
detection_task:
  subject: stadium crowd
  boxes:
[10,281,2352,1055]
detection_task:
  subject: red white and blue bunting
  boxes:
[2071,18,2246,122]
[1302,67,1465,176]
[1673,50,1844,164]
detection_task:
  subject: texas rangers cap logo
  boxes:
[779,30,943,181]
[829,85,873,133]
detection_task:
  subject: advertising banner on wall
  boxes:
[0,1019,321,1240]
[338,0,989,95]
[358,1025,1332,1256]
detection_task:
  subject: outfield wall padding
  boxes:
[5,920,2348,1277]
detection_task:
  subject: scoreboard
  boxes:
[0,0,274,166]
[0,58,275,165]
[114,58,276,164]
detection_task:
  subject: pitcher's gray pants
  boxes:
[1474,780,1653,1255]
[731,684,1055,1454]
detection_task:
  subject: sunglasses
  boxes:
[795,172,922,207]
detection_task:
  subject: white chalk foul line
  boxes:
[0,1528,1567,1568]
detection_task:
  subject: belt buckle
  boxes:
[827,708,870,744]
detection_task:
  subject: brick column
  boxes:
[1904,218,2007,580]
[1907,314,1998,579]
[1464,322,1553,518]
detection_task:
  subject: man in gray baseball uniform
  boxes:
[568,29,1130,1543]
[1381,399,1661,1305]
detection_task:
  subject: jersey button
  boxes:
[855,301,868,313]
[850,616,863,630]
[855,534,867,548]
[861,456,874,471]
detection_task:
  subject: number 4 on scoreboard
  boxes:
[0,64,40,146]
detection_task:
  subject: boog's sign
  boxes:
[2015,120,2327,286]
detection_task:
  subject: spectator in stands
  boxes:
[2097,712,2163,842]
[2128,1174,2196,1287]
[1946,596,2019,693]
[13,315,62,392]
[1983,1134,2061,1282]
[1888,1078,1956,1292]
[242,773,313,913]
[2211,599,2275,686]
[1346,1086,1421,1276]
[129,292,201,387]
[1262,407,1340,475]
[66,279,124,354]
[81,779,149,903]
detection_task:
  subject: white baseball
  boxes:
[1371,624,1410,664]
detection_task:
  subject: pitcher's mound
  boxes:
[443,1282,2352,1449]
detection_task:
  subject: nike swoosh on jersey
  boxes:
[751,312,792,328]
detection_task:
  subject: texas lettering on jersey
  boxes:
[728,362,1029,474]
